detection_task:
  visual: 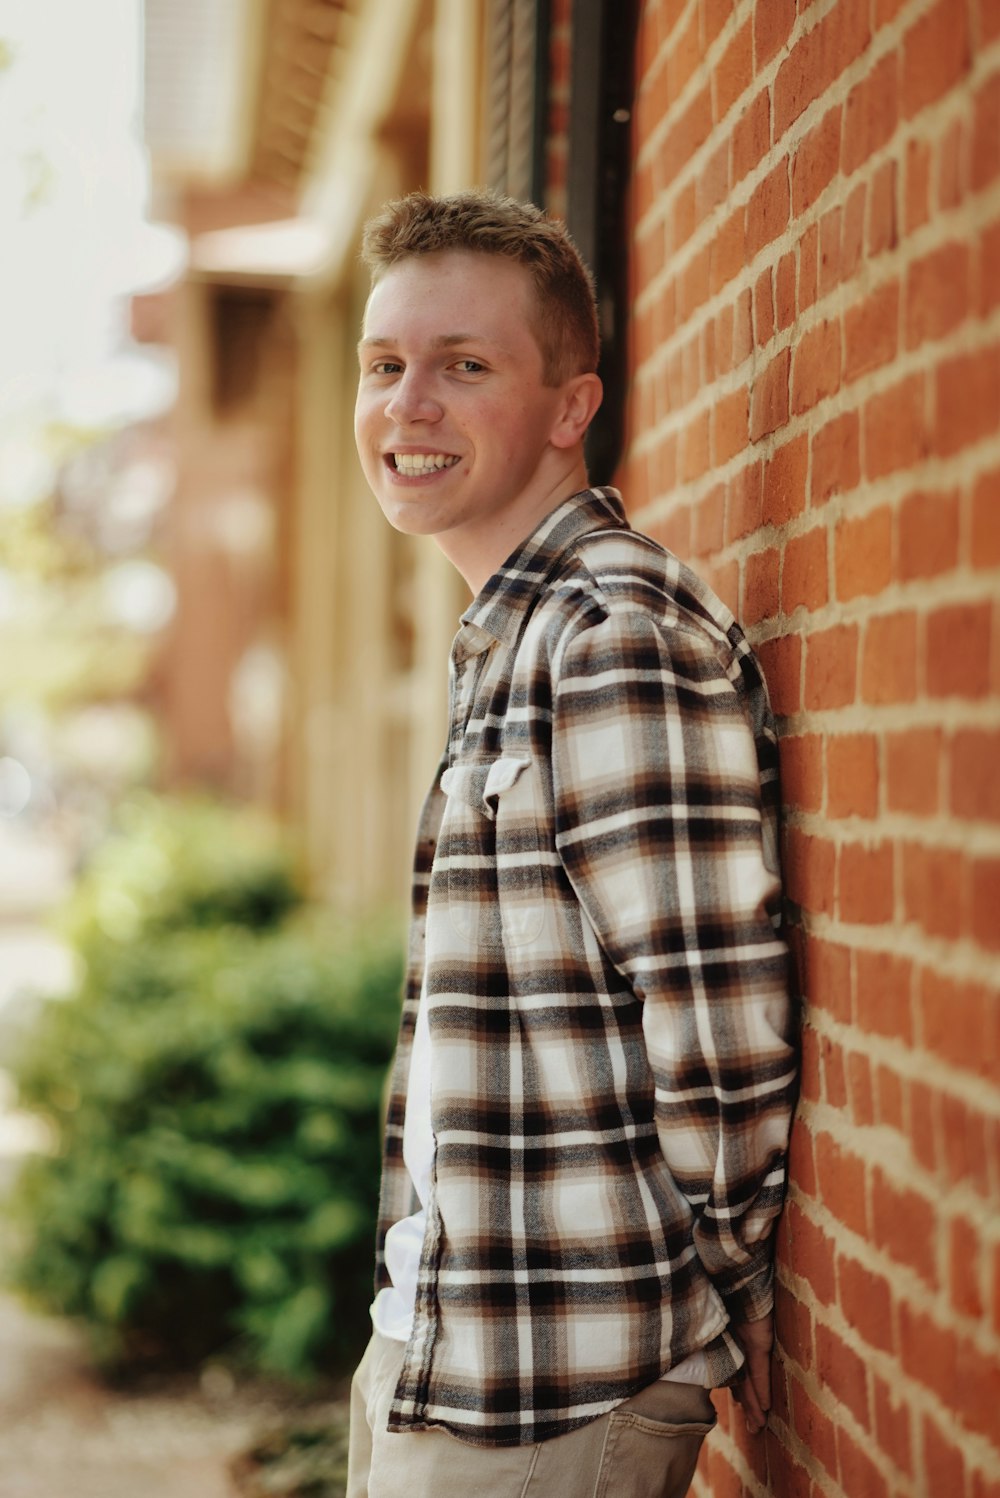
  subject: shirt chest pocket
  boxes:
[438,756,545,948]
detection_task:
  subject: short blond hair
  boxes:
[360,189,600,386]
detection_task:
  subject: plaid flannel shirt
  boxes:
[374,487,796,1446]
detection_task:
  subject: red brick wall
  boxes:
[621,1,1000,1494]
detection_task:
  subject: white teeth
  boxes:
[393,453,459,475]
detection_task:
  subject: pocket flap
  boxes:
[440,757,531,821]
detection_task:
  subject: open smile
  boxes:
[387,452,461,476]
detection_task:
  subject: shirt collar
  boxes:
[453,487,628,658]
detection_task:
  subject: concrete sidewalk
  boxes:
[0,1295,273,1498]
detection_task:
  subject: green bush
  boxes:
[6,797,402,1382]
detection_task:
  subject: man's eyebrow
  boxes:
[357,333,507,352]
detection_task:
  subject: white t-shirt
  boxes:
[371,986,710,1388]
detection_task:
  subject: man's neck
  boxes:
[437,456,592,596]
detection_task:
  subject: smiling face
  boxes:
[354,250,601,591]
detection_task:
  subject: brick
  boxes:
[746,160,790,262]
[815,1131,868,1237]
[774,0,871,136]
[750,346,790,441]
[784,827,836,915]
[787,1201,837,1305]
[776,1294,816,1381]
[898,488,960,579]
[742,546,780,626]
[861,612,918,703]
[804,935,852,1022]
[820,1031,848,1108]
[952,728,1000,821]
[885,727,942,815]
[934,345,1000,458]
[754,0,795,72]
[783,525,828,615]
[872,1168,938,1286]
[873,1377,912,1477]
[922,1415,968,1498]
[713,20,752,125]
[732,90,771,187]
[839,839,894,924]
[710,207,746,293]
[971,70,1000,193]
[863,374,927,480]
[812,410,860,504]
[791,318,841,414]
[819,203,842,294]
[827,732,878,818]
[901,842,965,940]
[799,221,818,311]
[847,1049,874,1126]
[940,1092,992,1199]
[763,434,808,525]
[806,623,858,710]
[970,464,1000,568]
[937,115,967,212]
[790,1379,838,1479]
[754,266,775,347]
[876,1063,904,1133]
[855,948,914,1043]
[906,135,932,233]
[970,857,1000,952]
[666,7,701,100]
[921,968,997,1081]
[899,1304,957,1408]
[843,50,899,174]
[816,1321,870,1427]
[844,280,899,382]
[712,388,748,467]
[726,460,763,542]
[927,602,992,698]
[868,157,898,256]
[758,633,801,715]
[792,105,841,215]
[906,242,971,349]
[788,1115,817,1196]
[902,0,971,119]
[763,1432,810,1497]
[780,733,824,814]
[982,0,1000,44]
[839,1254,894,1354]
[659,85,713,190]
[909,1079,939,1173]
[842,180,866,281]
[838,1427,889,1498]
[981,219,1000,316]
[678,245,711,322]
[704,559,738,617]
[733,286,753,365]
[834,505,893,600]
[775,252,796,330]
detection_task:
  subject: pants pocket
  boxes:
[593,1383,716,1498]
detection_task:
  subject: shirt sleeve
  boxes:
[550,609,796,1326]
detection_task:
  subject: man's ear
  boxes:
[550,373,604,449]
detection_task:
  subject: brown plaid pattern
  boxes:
[375,489,796,1446]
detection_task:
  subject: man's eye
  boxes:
[453,359,485,374]
[371,360,402,375]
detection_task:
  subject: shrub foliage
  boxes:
[7,797,402,1380]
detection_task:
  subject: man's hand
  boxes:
[730,1314,774,1434]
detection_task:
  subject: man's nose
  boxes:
[384,369,441,425]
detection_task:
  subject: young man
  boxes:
[348,189,796,1498]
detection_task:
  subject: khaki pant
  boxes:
[346,1331,717,1498]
